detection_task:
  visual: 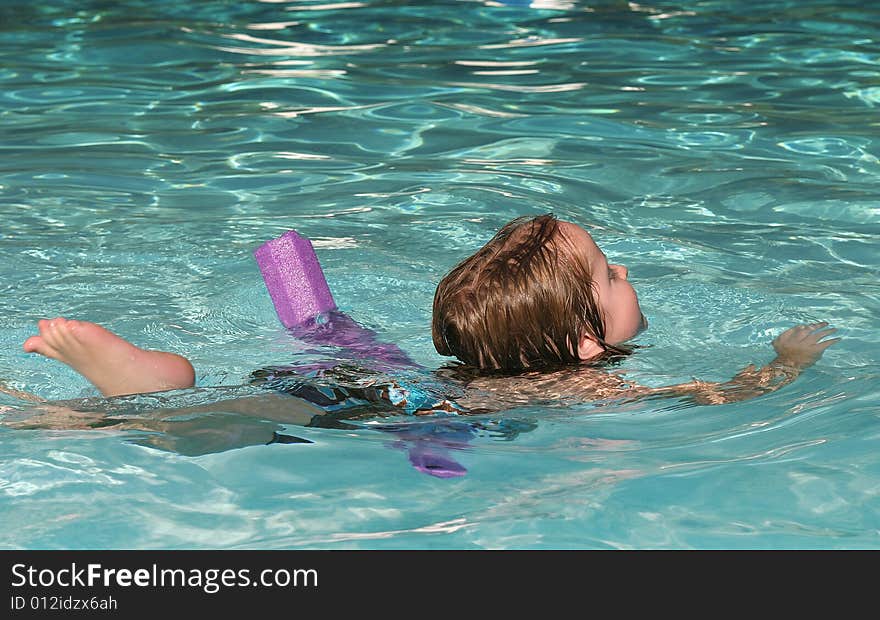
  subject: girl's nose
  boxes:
[613,264,628,280]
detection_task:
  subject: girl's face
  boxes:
[558,222,647,347]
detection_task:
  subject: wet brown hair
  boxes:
[432,213,629,373]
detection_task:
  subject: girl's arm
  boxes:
[645,322,839,405]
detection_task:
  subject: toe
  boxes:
[55,318,77,343]
[42,318,61,346]
[23,335,42,353]
[23,335,60,360]
[45,317,71,346]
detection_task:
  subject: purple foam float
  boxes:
[254,229,468,479]
[254,229,415,368]
[254,230,337,329]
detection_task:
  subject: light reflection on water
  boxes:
[0,0,878,549]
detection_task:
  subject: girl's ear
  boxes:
[577,332,604,361]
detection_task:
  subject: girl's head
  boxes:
[432,213,646,373]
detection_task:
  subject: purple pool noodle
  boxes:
[254,229,417,368]
[407,445,467,478]
[255,231,456,477]
[301,311,417,368]
[382,422,472,479]
[254,230,337,329]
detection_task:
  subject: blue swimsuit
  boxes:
[248,363,464,417]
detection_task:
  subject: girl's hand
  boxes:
[772,322,840,369]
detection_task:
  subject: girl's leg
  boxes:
[23,317,195,397]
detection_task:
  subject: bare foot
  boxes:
[23,318,195,397]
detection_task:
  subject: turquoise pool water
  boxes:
[1,0,878,549]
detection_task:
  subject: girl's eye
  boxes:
[608,268,616,280]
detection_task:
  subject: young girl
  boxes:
[10,214,838,415]
[431,214,838,408]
